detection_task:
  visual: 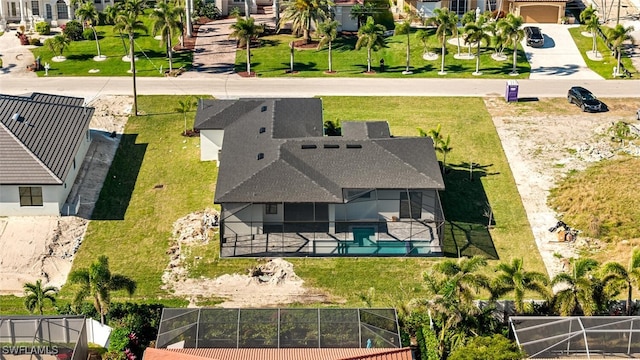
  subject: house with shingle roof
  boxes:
[0,93,94,216]
[195,98,445,257]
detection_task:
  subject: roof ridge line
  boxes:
[280,154,343,202]
[0,122,61,183]
[279,146,343,201]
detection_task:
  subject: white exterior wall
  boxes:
[224,203,264,237]
[0,184,63,215]
[200,129,224,162]
[1,0,75,25]
[263,203,283,223]
[415,1,442,18]
[334,5,359,32]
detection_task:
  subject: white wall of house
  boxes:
[1,0,75,26]
[263,203,283,223]
[334,5,359,32]
[0,184,64,216]
[200,129,224,162]
[335,200,377,221]
[415,1,443,18]
[223,203,263,237]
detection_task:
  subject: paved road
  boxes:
[1,76,639,101]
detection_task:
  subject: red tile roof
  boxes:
[143,347,413,360]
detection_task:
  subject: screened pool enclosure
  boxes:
[156,308,402,349]
[0,316,87,360]
[510,316,640,358]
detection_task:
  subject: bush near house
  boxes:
[62,20,84,41]
[35,21,50,35]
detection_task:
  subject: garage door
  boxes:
[520,5,558,23]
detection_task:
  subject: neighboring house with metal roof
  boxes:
[0,93,94,216]
[195,98,445,258]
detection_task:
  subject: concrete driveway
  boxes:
[523,24,603,80]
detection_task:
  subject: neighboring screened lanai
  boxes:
[156,308,401,349]
[510,316,640,358]
[0,315,88,360]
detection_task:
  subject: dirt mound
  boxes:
[162,211,328,307]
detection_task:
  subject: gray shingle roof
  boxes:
[0,93,94,185]
[212,99,444,204]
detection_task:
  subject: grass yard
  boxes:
[569,26,637,79]
[186,97,544,305]
[30,14,190,77]
[237,30,531,78]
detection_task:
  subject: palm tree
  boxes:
[394,20,413,74]
[68,255,136,325]
[105,3,128,55]
[76,1,103,59]
[463,19,490,75]
[23,280,58,315]
[425,256,490,305]
[415,29,431,56]
[551,258,599,316]
[497,14,524,75]
[279,0,331,44]
[579,5,597,24]
[176,97,197,135]
[428,8,457,75]
[492,258,549,314]
[438,135,453,169]
[229,17,264,75]
[355,16,386,73]
[606,24,634,77]
[114,0,148,116]
[46,34,71,59]
[418,124,443,152]
[152,0,183,72]
[317,19,339,73]
[580,6,599,56]
[601,249,640,315]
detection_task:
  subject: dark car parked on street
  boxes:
[525,26,544,47]
[567,86,608,112]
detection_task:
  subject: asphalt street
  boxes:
[1,76,639,103]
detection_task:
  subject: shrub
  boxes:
[83,28,96,40]
[62,20,83,41]
[108,326,131,353]
[29,37,41,46]
[448,334,525,360]
[194,0,221,20]
[35,21,50,35]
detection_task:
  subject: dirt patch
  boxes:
[485,97,640,278]
[162,211,329,307]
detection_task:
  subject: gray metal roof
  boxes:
[212,98,444,204]
[342,121,391,139]
[0,93,94,185]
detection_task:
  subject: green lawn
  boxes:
[4,96,542,311]
[568,26,637,79]
[30,14,190,77]
[237,29,531,78]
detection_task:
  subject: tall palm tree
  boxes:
[77,1,103,59]
[317,19,339,73]
[46,34,71,59]
[279,0,331,44]
[229,17,264,75]
[438,135,453,169]
[394,20,413,74]
[105,3,128,55]
[601,248,640,315]
[176,97,197,135]
[584,15,600,56]
[152,0,183,72]
[355,16,386,73]
[23,280,58,315]
[551,258,599,316]
[606,24,634,77]
[492,258,549,314]
[428,8,457,75]
[113,0,148,116]
[579,5,597,24]
[425,256,490,305]
[415,28,431,56]
[68,255,136,325]
[497,14,524,75]
[463,18,490,75]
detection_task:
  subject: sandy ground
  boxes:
[0,95,132,296]
[1,95,638,303]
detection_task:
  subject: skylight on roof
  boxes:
[346,144,362,149]
[257,153,264,160]
[261,106,267,112]
[259,127,266,134]
[324,144,339,149]
[301,145,317,149]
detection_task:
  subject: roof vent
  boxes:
[257,153,264,160]
[259,127,266,134]
[12,113,21,122]
[346,144,362,149]
[324,144,339,149]
[301,144,317,149]
[261,106,267,112]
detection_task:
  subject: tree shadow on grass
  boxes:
[91,134,147,220]
[282,61,318,72]
[441,162,500,259]
[67,54,95,61]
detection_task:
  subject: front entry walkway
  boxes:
[182,10,276,77]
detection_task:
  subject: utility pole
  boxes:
[616,0,621,24]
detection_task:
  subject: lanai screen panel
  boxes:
[156,308,401,349]
[510,316,640,358]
